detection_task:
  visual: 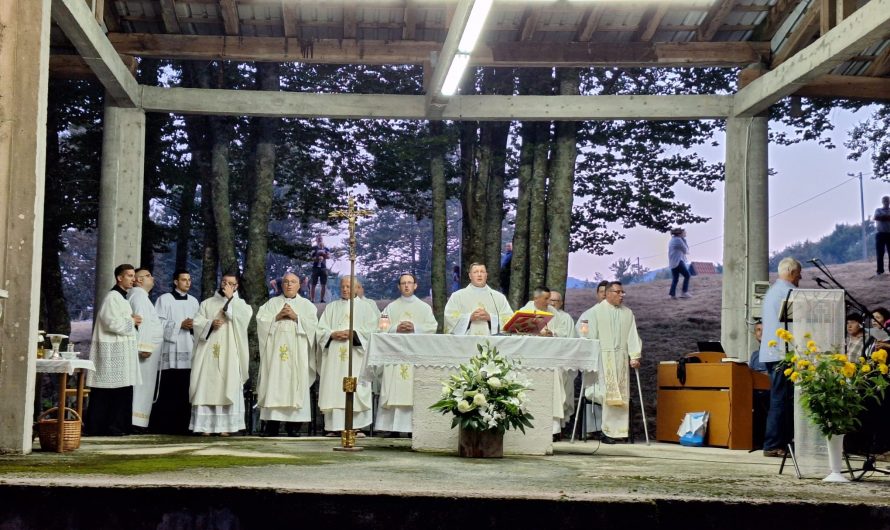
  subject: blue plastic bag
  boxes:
[677,411,709,447]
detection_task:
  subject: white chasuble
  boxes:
[87,288,140,389]
[578,301,642,438]
[376,296,439,433]
[444,285,513,336]
[189,292,253,407]
[316,298,379,430]
[128,286,165,427]
[255,295,318,421]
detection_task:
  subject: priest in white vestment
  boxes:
[549,290,579,434]
[86,264,142,436]
[444,263,513,335]
[129,268,164,429]
[152,270,200,434]
[256,272,318,436]
[189,273,253,435]
[376,273,439,435]
[519,287,576,435]
[316,276,379,434]
[577,281,642,442]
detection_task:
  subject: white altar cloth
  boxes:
[366,334,599,455]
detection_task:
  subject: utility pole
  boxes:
[859,172,868,262]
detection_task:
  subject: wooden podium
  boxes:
[656,357,769,449]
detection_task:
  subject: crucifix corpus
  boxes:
[329,195,374,452]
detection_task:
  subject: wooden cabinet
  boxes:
[656,361,769,450]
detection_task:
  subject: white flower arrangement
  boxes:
[430,342,534,434]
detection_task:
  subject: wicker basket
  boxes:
[36,407,82,452]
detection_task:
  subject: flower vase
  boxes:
[823,433,849,483]
[458,427,504,458]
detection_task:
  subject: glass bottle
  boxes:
[579,320,589,337]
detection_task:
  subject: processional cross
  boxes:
[329,195,373,451]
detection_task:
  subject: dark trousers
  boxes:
[669,262,690,296]
[86,386,133,436]
[149,369,192,435]
[877,232,890,274]
[763,362,793,450]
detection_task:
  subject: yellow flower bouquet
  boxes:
[780,329,889,437]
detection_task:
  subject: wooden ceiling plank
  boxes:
[864,42,890,77]
[752,0,803,41]
[518,7,542,42]
[280,1,298,38]
[697,0,737,42]
[403,1,417,40]
[343,5,357,40]
[638,3,670,42]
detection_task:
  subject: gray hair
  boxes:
[777,257,802,277]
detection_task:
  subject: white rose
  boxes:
[488,377,502,389]
[473,393,487,406]
[464,389,478,397]
[442,385,452,395]
[457,400,473,413]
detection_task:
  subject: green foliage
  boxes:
[846,104,890,179]
[768,222,875,270]
[609,257,650,284]
[429,342,534,434]
[781,331,889,437]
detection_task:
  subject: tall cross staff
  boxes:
[329,195,373,451]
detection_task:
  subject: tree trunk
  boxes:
[482,68,512,287]
[206,64,238,277]
[174,173,198,272]
[40,103,71,335]
[508,121,535,309]
[527,121,550,294]
[430,122,448,332]
[459,120,483,277]
[546,68,579,295]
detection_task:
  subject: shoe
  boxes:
[601,435,617,445]
[763,448,786,457]
[669,295,677,300]
[679,292,692,298]
[325,431,338,437]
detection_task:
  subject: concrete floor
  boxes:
[2,435,889,504]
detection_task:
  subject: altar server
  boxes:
[129,268,164,429]
[444,263,513,335]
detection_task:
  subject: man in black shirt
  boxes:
[309,235,330,303]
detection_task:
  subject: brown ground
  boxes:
[69,259,889,437]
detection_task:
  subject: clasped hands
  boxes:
[470,308,491,322]
[331,330,354,341]
[276,304,298,322]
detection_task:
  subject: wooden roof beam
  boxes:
[219,0,240,36]
[343,6,357,40]
[403,2,417,41]
[752,0,803,41]
[795,74,890,101]
[281,1,299,38]
[635,4,670,42]
[865,42,890,77]
[51,0,140,107]
[734,0,890,117]
[518,7,542,42]
[697,0,737,42]
[159,0,182,34]
[771,0,820,67]
[107,33,770,67]
[103,0,121,32]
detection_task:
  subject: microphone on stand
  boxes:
[814,277,830,289]
[808,258,819,266]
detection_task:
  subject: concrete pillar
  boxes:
[0,0,51,454]
[721,116,769,360]
[94,102,145,306]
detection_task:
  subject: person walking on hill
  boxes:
[668,227,691,299]
[874,196,890,277]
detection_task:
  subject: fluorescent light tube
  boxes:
[458,0,494,53]
[441,53,471,96]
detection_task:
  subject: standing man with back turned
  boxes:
[874,196,890,277]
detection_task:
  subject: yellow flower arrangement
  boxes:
[781,334,890,437]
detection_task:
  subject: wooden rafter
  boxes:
[574,6,604,42]
[752,0,804,41]
[103,0,121,32]
[836,0,856,22]
[697,0,736,42]
[158,0,182,34]
[771,0,820,67]
[403,1,417,41]
[343,6,357,40]
[819,0,836,35]
[518,7,542,42]
[219,0,240,36]
[865,42,890,77]
[107,33,770,67]
[795,74,890,101]
[281,1,299,38]
[635,3,670,42]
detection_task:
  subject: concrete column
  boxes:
[721,116,769,360]
[94,102,145,306]
[0,0,51,454]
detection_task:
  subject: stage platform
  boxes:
[2,435,889,529]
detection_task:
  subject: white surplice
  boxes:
[128,286,164,427]
[316,297,379,431]
[376,295,439,433]
[87,288,140,389]
[154,290,199,370]
[444,284,513,336]
[577,301,642,439]
[188,291,253,433]
[255,294,318,423]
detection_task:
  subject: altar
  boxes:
[366,334,599,455]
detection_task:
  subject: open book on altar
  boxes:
[502,309,553,334]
